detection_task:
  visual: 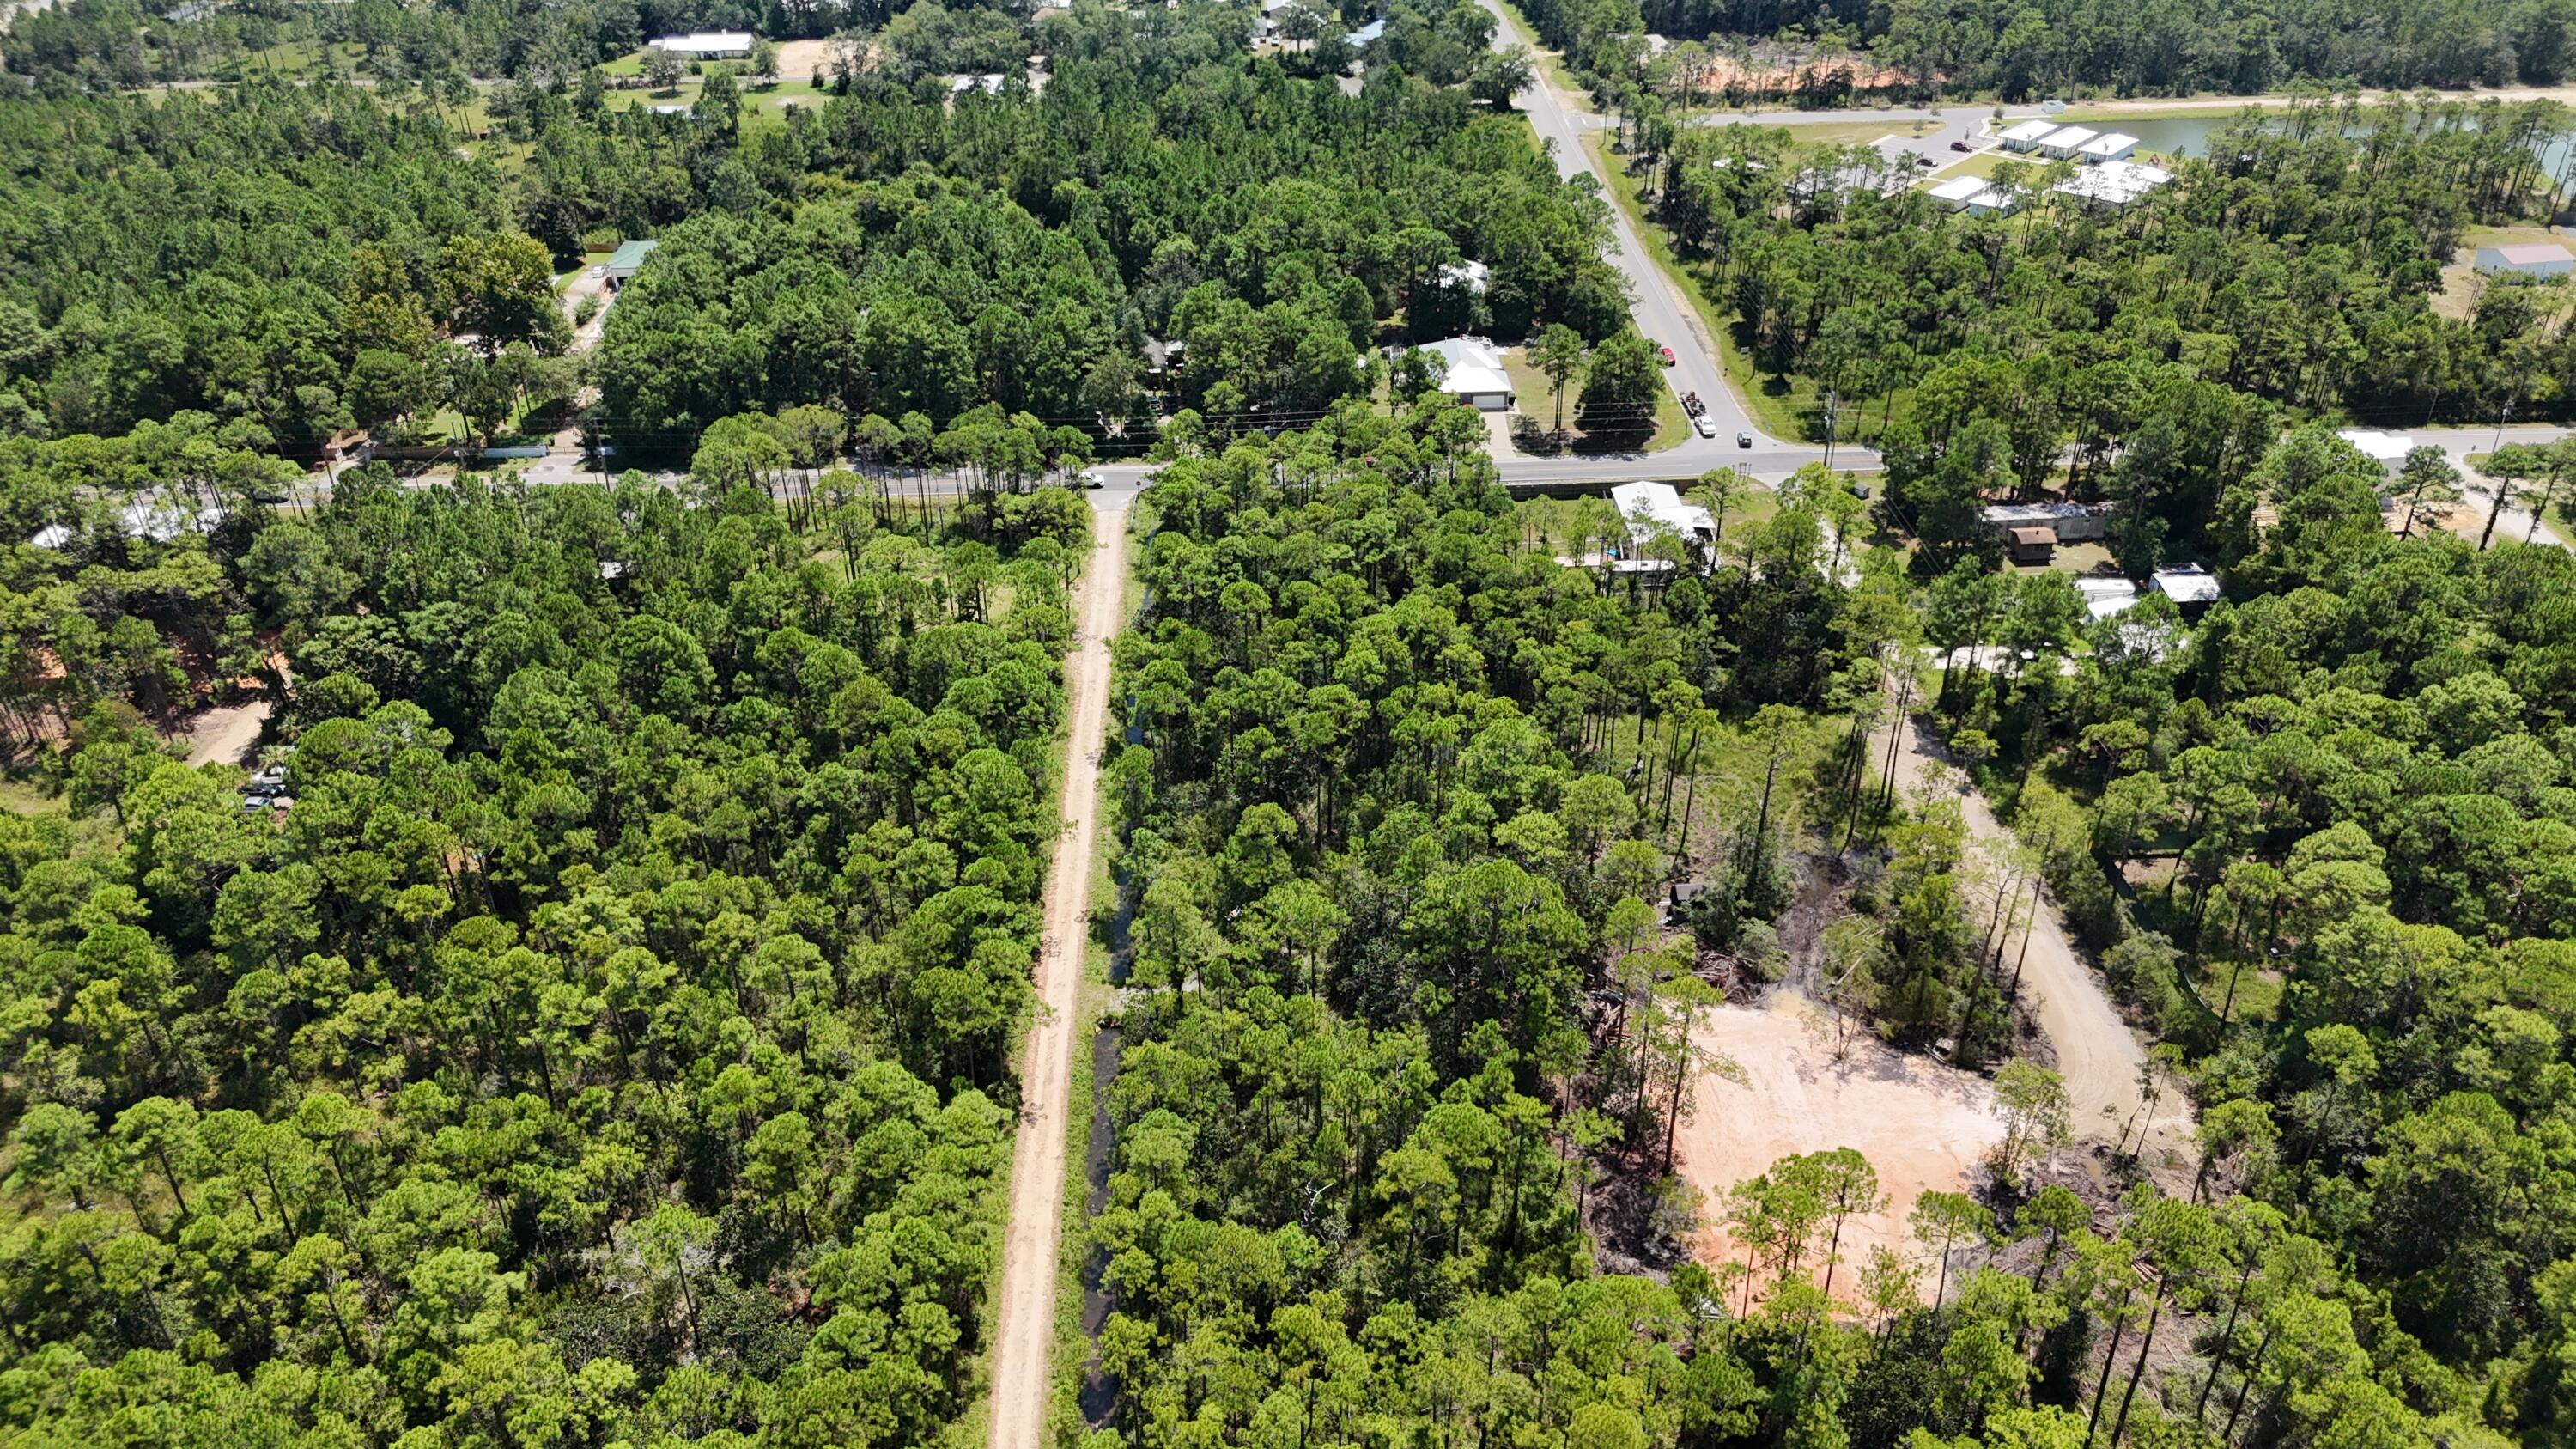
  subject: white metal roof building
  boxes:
[2037,125,2099,157]
[2075,131,2138,163]
[1423,337,1513,411]
[647,30,753,57]
[2476,241,2575,277]
[1965,186,2021,216]
[2148,563,2222,610]
[1998,119,2057,150]
[2075,576,2139,619]
[2053,161,2172,208]
[1928,174,1988,209]
[1611,482,1717,545]
[1437,259,1491,295]
[2336,428,2412,472]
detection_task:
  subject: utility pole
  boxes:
[1820,387,1839,468]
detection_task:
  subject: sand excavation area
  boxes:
[1677,988,2006,1288]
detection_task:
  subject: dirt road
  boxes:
[1888,713,2192,1165]
[986,503,1127,1449]
[180,700,270,767]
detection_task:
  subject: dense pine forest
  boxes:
[15,1,2576,1448]
[0,457,1088,1444]
[1088,403,2576,1449]
[1522,0,2576,102]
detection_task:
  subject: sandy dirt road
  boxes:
[180,700,270,767]
[1887,713,2192,1165]
[986,503,1127,1449]
[1680,989,2006,1289]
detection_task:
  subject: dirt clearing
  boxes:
[1679,988,2006,1286]
[180,700,270,767]
[772,37,836,80]
[986,502,1126,1449]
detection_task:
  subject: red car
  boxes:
[1657,344,1676,367]
[1951,138,1975,152]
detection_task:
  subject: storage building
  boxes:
[647,30,753,58]
[2476,241,2575,277]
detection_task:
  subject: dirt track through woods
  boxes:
[986,505,1126,1449]
[1887,713,2193,1166]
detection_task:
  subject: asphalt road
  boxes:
[1471,0,1887,484]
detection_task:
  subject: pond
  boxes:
[2062,110,2576,185]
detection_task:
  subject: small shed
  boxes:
[2476,241,2574,277]
[2008,526,2057,563]
[1998,119,2057,151]
[2148,563,2222,617]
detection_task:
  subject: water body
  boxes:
[2068,112,2576,183]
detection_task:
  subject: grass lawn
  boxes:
[1926,149,2014,181]
[1773,119,1928,149]
[2056,100,2290,123]
[2012,539,2118,575]
[601,76,824,123]
[1498,345,1691,453]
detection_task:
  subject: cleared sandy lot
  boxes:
[1678,988,2005,1296]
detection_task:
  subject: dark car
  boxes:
[1736,431,1753,447]
[1951,138,1976,152]
[1914,154,1936,167]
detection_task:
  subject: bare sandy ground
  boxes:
[180,700,270,767]
[985,504,1126,1449]
[1680,989,2006,1294]
[772,37,837,81]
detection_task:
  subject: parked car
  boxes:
[1078,470,1107,490]
[1657,345,1676,367]
[1914,154,1936,167]
[1693,416,1718,438]
[1736,431,1753,447]
[1950,139,1975,152]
